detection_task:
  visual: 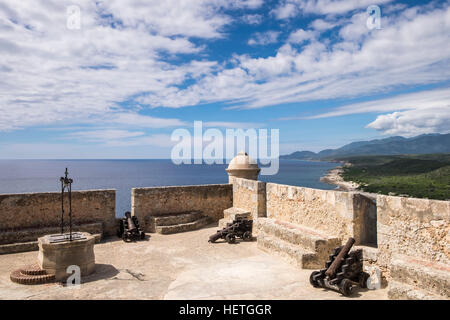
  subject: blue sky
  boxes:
[0,0,449,159]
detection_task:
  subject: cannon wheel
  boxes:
[226,233,236,244]
[140,231,146,240]
[309,271,321,288]
[359,272,370,289]
[339,279,354,296]
[243,231,252,241]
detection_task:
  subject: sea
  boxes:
[0,159,338,217]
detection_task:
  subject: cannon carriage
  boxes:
[309,237,370,296]
[117,211,146,242]
[209,217,253,244]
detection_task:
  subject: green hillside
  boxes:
[338,154,450,200]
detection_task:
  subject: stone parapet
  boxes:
[377,195,449,269]
[132,184,232,232]
[265,183,375,244]
[0,190,116,239]
[229,177,266,221]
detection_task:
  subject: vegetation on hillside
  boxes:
[336,154,450,200]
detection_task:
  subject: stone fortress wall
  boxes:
[0,171,448,299]
[132,184,233,232]
[0,190,116,253]
[228,176,266,221]
[265,182,376,245]
[0,180,447,267]
[377,195,449,268]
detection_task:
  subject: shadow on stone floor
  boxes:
[66,263,120,285]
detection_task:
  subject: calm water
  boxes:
[0,159,338,217]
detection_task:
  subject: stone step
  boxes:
[219,207,251,229]
[257,233,319,269]
[388,280,447,300]
[20,263,48,276]
[151,211,204,227]
[389,255,450,298]
[223,207,251,220]
[155,217,212,235]
[256,218,341,256]
[10,263,55,285]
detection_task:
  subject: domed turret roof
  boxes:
[226,151,259,171]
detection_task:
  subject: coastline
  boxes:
[320,163,360,192]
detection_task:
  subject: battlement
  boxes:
[0,178,448,299]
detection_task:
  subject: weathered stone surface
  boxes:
[38,232,96,281]
[155,216,212,235]
[377,195,450,269]
[132,184,232,232]
[388,280,447,300]
[258,233,318,269]
[388,254,450,298]
[265,183,370,243]
[229,177,266,222]
[0,226,388,300]
[148,211,204,232]
[0,241,38,255]
[0,190,116,239]
[256,218,341,269]
[0,233,103,255]
[0,222,103,245]
[226,151,260,181]
[218,207,251,228]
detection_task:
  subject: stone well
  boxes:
[37,232,95,281]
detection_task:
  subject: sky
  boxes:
[0,0,449,159]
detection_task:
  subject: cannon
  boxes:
[309,237,370,296]
[209,217,253,244]
[117,211,146,242]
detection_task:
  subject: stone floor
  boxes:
[0,225,388,300]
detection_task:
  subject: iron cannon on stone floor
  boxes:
[309,237,370,296]
[117,211,146,242]
[209,217,253,244]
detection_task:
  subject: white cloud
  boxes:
[241,14,263,25]
[273,0,393,18]
[1,0,449,143]
[305,88,450,119]
[309,19,337,31]
[140,4,450,112]
[69,129,145,141]
[284,87,450,137]
[0,0,260,132]
[203,121,264,128]
[106,113,186,128]
[367,107,450,136]
[288,29,317,43]
[248,31,281,45]
[272,3,298,19]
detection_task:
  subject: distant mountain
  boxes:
[281,133,450,160]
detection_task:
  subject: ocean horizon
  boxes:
[0,159,338,217]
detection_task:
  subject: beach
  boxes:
[320,163,360,192]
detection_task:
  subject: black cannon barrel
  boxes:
[208,231,223,243]
[325,237,355,278]
[208,223,237,242]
